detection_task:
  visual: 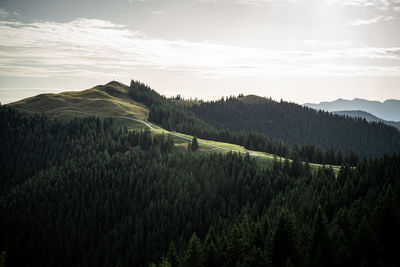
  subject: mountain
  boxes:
[304,98,400,121]
[8,80,400,161]
[2,94,400,267]
[2,81,400,267]
[160,94,400,158]
[333,110,400,130]
[7,81,149,120]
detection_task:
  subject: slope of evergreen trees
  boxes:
[1,105,399,267]
[190,97,400,158]
[129,80,400,160]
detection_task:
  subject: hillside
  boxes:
[1,104,399,267]
[333,110,400,130]
[149,91,400,159]
[2,82,400,267]
[305,98,400,121]
[7,81,149,120]
[8,80,400,161]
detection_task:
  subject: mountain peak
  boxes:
[106,80,125,86]
[239,95,273,104]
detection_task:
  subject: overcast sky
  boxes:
[0,0,399,104]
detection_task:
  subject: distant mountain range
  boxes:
[332,110,400,130]
[304,98,400,122]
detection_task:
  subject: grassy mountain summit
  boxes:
[238,94,273,104]
[7,81,149,120]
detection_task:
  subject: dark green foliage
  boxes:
[185,233,204,267]
[191,137,199,151]
[166,242,179,267]
[148,100,357,165]
[129,80,165,107]
[309,207,333,267]
[203,234,219,267]
[191,97,400,158]
[372,186,400,266]
[0,250,6,267]
[138,83,363,165]
[225,227,245,266]
[290,146,302,178]
[1,106,400,267]
[272,211,300,267]
[131,82,400,162]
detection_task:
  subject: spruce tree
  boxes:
[309,206,333,267]
[185,233,204,267]
[166,242,179,267]
[191,137,199,151]
[225,227,245,266]
[272,211,299,267]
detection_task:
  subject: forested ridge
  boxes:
[1,105,399,267]
[129,80,400,165]
[190,97,400,158]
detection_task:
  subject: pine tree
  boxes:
[166,242,179,267]
[373,185,399,266]
[290,147,302,178]
[225,227,245,266]
[272,211,299,267]
[204,239,219,267]
[185,233,204,267]
[191,137,199,151]
[309,206,333,267]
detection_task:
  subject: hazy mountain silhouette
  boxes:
[305,98,400,121]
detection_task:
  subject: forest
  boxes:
[130,80,400,165]
[1,104,399,267]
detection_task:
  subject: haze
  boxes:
[0,0,400,104]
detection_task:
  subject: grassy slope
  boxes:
[7,81,339,173]
[134,121,340,173]
[7,81,149,121]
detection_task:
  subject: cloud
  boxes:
[302,40,352,47]
[0,8,9,18]
[151,10,164,15]
[197,0,400,12]
[129,0,146,3]
[196,0,298,4]
[0,18,399,80]
[234,0,297,4]
[348,15,395,25]
[363,2,375,7]
[325,0,400,10]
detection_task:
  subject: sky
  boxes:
[0,0,399,104]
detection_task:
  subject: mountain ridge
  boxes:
[6,80,400,160]
[305,98,400,121]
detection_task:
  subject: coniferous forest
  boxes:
[1,103,400,267]
[132,80,400,165]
